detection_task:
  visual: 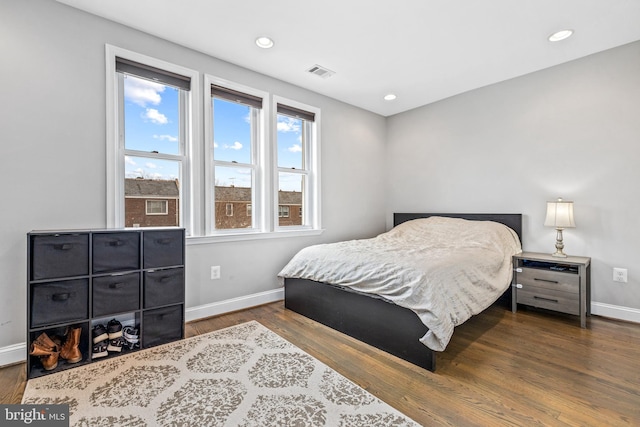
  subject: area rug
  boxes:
[22,321,419,426]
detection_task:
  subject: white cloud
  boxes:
[125,156,136,166]
[127,168,145,178]
[145,162,158,169]
[124,77,165,107]
[277,116,300,133]
[224,141,243,150]
[213,142,219,148]
[288,144,302,153]
[126,167,176,180]
[153,134,178,142]
[144,108,168,125]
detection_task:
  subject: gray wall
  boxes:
[386,41,640,312]
[1,0,638,351]
[0,0,387,348]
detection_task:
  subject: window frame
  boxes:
[146,199,169,215]
[278,205,290,218]
[107,46,322,244]
[105,45,201,233]
[197,89,322,243]
[204,75,268,236]
[273,96,321,232]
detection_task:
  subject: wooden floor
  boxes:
[3,302,639,426]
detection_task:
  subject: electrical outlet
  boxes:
[211,266,221,280]
[613,268,628,283]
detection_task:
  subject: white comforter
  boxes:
[278,216,522,351]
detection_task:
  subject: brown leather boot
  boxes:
[60,326,83,363]
[29,341,59,371]
[34,332,57,350]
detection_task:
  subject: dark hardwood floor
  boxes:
[3,301,639,426]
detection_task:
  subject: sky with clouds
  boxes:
[123,75,303,191]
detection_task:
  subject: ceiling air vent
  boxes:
[307,64,335,79]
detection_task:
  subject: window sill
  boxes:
[186,228,324,245]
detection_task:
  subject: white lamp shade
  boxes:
[544,199,575,228]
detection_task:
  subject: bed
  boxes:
[280,213,522,371]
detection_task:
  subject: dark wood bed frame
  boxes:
[284,213,522,372]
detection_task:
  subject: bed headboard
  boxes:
[393,213,522,243]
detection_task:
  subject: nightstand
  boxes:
[512,252,591,328]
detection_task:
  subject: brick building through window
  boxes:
[124,179,302,229]
[214,186,302,229]
[125,178,180,227]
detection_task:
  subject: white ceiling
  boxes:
[57,0,640,117]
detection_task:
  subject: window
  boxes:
[106,46,199,232]
[108,48,320,241]
[146,200,168,215]
[207,79,264,232]
[275,99,319,229]
[278,205,290,218]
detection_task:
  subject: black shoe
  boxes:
[107,337,124,353]
[92,341,108,359]
[107,319,123,339]
[92,324,108,344]
[122,326,140,350]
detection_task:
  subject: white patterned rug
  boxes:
[22,321,419,426]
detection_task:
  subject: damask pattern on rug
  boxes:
[22,321,420,427]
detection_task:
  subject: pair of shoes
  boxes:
[30,327,84,370]
[29,333,59,371]
[92,319,123,359]
[122,326,140,350]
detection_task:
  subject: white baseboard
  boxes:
[0,343,26,368]
[591,302,640,324]
[185,288,284,323]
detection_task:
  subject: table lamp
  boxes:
[544,197,575,258]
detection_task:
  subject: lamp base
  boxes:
[551,228,568,258]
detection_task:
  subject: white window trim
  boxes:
[186,227,324,245]
[204,75,269,237]
[273,95,322,232]
[193,93,322,243]
[105,44,201,234]
[106,46,322,243]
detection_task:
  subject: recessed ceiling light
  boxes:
[548,29,574,42]
[255,36,274,49]
[384,94,397,101]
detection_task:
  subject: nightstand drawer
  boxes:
[518,267,579,294]
[517,286,579,315]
